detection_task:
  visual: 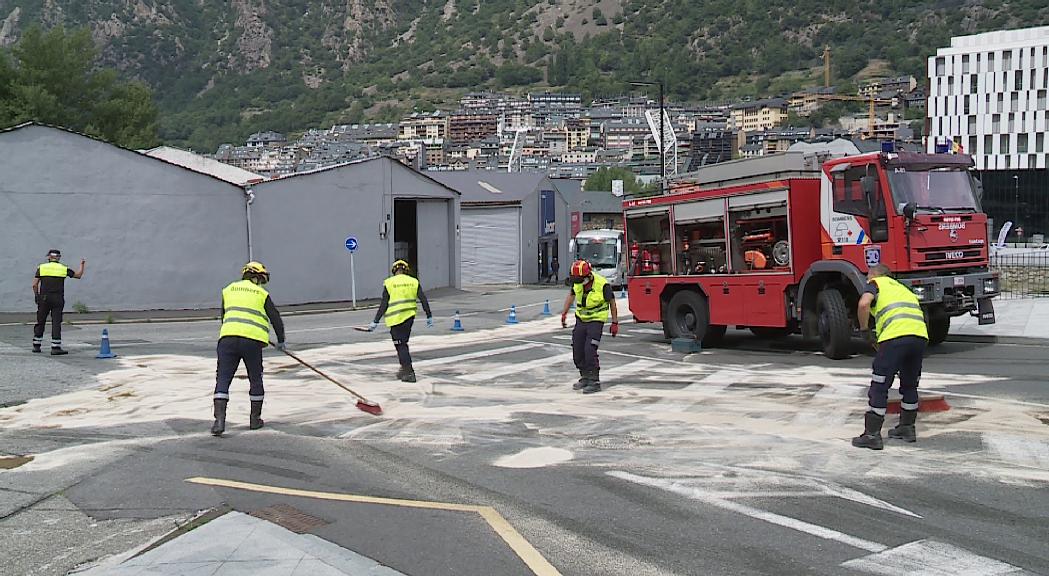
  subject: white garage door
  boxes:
[461,206,520,285]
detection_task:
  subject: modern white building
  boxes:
[927,26,1049,237]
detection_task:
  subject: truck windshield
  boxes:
[575,239,619,269]
[886,168,981,213]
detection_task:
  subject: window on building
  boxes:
[969,136,978,155]
[936,57,945,76]
[1012,93,1019,112]
[962,55,970,73]
[1019,133,1029,153]
[992,114,1001,132]
[1003,50,1012,68]
[1008,113,1015,132]
[984,135,993,154]
[988,52,996,70]
[1038,132,1045,153]
[1001,134,1010,155]
[1015,72,1023,91]
[947,76,955,95]
[1032,69,1038,88]
[1039,90,1047,109]
[968,115,977,133]
[997,93,1004,112]
[970,75,978,93]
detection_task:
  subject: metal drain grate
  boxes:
[249,503,329,533]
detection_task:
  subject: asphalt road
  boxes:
[1,285,1047,576]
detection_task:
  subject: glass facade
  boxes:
[978,168,1049,238]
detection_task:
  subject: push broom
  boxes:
[273,344,383,416]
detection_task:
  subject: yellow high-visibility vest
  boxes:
[871,276,929,343]
[219,280,271,343]
[383,274,419,327]
[573,274,610,322]
[38,262,69,277]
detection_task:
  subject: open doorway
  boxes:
[394,200,418,275]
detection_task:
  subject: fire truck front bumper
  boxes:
[899,271,999,318]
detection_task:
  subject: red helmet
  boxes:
[570,260,592,283]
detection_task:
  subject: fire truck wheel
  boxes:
[925,306,950,346]
[817,289,851,360]
[666,290,711,341]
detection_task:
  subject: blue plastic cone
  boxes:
[506,305,519,324]
[542,299,551,316]
[96,328,117,359]
[451,310,465,332]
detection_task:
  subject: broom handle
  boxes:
[277,346,369,402]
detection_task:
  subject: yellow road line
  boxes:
[185,476,562,576]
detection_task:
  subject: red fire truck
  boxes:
[624,149,999,359]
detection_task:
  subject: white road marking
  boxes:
[631,328,666,335]
[841,539,1024,575]
[459,352,574,383]
[414,343,546,367]
[608,471,888,553]
[599,360,661,378]
[612,472,1020,574]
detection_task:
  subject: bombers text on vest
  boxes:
[573,274,610,322]
[383,275,419,327]
[220,280,271,343]
[871,276,929,343]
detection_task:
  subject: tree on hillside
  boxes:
[0,26,159,149]
[584,166,643,193]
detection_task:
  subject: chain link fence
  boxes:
[990,249,1049,299]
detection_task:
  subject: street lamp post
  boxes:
[1013,175,1019,227]
[629,80,666,183]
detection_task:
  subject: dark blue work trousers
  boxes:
[572,320,603,372]
[215,336,265,401]
[868,335,927,415]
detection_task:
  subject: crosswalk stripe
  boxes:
[459,352,574,383]
[415,343,546,367]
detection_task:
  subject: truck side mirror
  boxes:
[861,175,876,197]
[902,202,917,221]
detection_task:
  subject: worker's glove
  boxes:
[561,312,568,329]
[367,321,378,332]
[610,322,619,337]
[426,317,434,328]
[275,341,287,352]
[861,329,878,351]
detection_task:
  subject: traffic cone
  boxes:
[620,286,627,299]
[542,299,552,316]
[506,305,519,324]
[96,328,117,359]
[451,310,465,332]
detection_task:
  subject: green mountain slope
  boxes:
[2,0,1047,151]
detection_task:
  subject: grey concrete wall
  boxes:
[0,125,247,312]
[250,157,458,305]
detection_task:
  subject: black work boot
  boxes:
[573,370,589,390]
[211,399,228,436]
[582,369,601,394]
[50,347,68,356]
[249,401,264,430]
[851,411,885,450]
[396,365,407,380]
[401,368,417,383]
[32,344,41,353]
[888,409,917,443]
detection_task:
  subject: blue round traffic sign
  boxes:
[345,236,358,253]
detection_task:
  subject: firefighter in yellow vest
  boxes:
[853,264,929,450]
[211,262,286,436]
[560,260,619,394]
[368,260,433,383]
[32,249,85,355]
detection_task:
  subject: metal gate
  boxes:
[461,206,520,285]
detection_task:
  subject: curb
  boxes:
[945,333,1049,346]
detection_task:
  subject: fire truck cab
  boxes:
[624,150,999,359]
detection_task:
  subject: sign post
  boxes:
[345,236,359,309]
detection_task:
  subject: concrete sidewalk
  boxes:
[73,511,405,576]
[950,297,1049,340]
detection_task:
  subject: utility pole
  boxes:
[822,46,831,88]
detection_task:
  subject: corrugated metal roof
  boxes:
[427,170,550,203]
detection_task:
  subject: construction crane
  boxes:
[815,94,894,138]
